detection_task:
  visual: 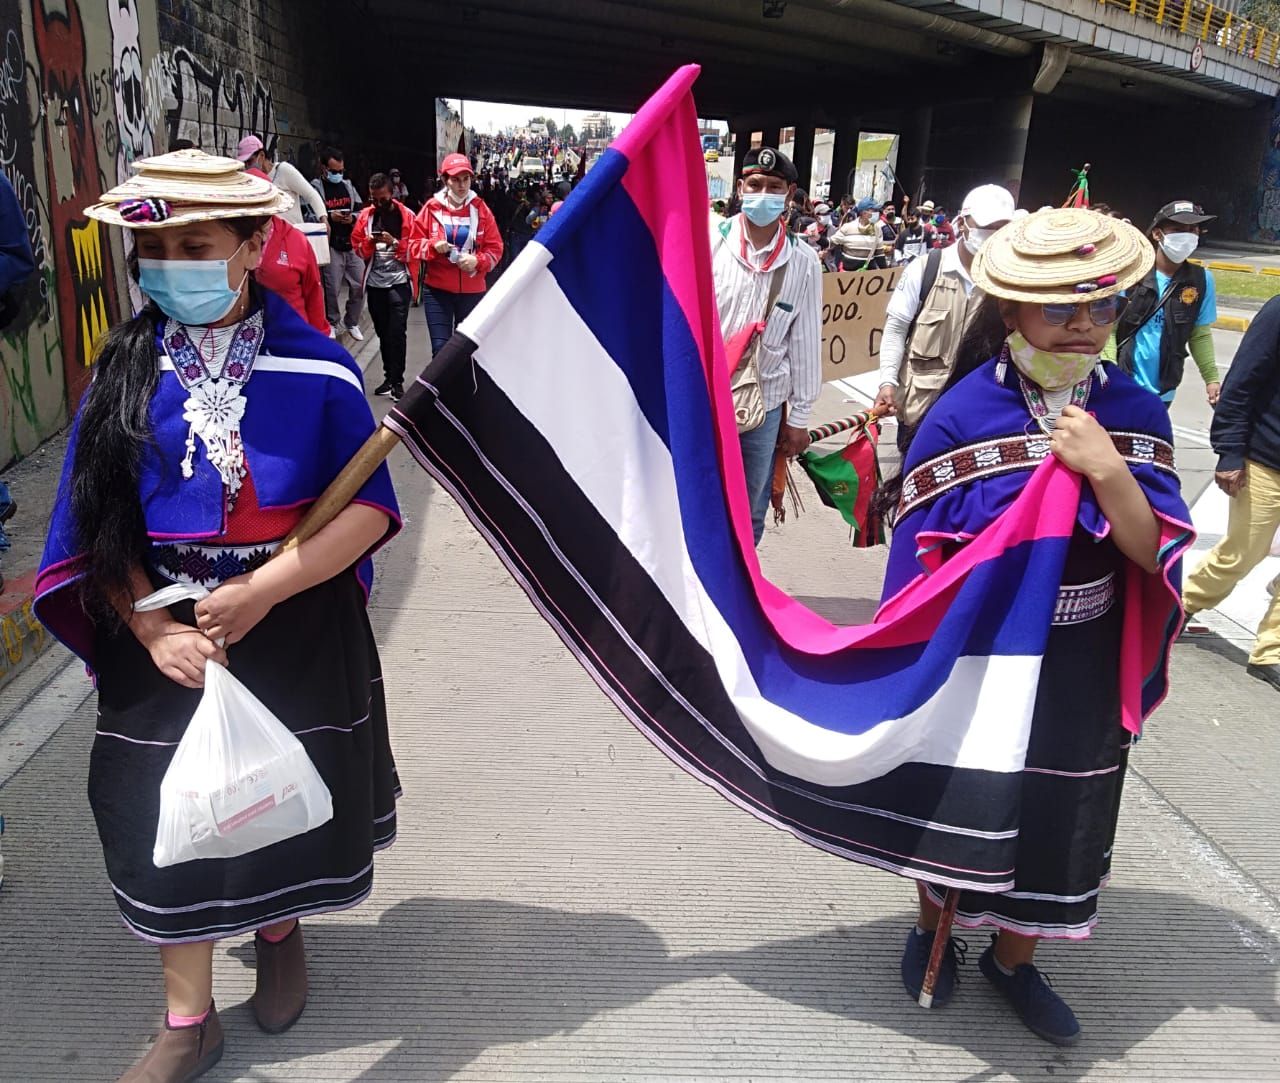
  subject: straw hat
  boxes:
[971,207,1153,304]
[85,148,293,229]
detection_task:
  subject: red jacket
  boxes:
[415,190,504,295]
[351,200,424,301]
[256,217,328,334]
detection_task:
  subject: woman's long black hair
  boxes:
[69,216,268,616]
[872,293,1011,528]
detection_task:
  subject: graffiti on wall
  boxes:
[1256,100,1280,242]
[0,1,289,466]
[107,0,151,310]
[1,5,65,462]
[162,46,276,159]
[31,0,118,405]
[0,0,159,464]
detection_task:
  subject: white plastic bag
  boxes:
[1271,523,1280,558]
[135,584,333,868]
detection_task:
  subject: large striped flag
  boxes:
[383,67,1176,892]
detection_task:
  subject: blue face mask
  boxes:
[741,192,787,228]
[326,170,343,183]
[138,242,248,326]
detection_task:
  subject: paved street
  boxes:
[2,308,1280,1081]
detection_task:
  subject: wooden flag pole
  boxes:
[918,887,960,1009]
[277,425,402,553]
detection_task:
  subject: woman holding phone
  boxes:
[311,147,366,339]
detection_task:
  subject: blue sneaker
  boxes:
[900,926,966,1006]
[978,937,1081,1045]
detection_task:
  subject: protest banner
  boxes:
[821,266,901,383]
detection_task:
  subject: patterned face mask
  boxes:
[1006,329,1098,392]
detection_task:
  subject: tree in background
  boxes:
[1240,0,1280,33]
[561,123,577,146]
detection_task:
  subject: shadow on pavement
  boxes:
[795,593,882,626]
[701,886,1280,1081]
[205,887,1278,1081]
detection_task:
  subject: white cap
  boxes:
[959,184,1016,227]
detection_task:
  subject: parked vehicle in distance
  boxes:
[704,147,720,162]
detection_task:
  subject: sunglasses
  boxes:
[1040,295,1126,327]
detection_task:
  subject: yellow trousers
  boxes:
[1183,459,1280,666]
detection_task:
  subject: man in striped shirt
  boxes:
[712,147,824,545]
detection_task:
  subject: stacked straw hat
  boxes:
[85,148,293,229]
[972,208,1153,304]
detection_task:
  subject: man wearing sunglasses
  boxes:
[1114,200,1219,407]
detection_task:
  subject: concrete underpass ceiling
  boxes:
[365,0,1033,122]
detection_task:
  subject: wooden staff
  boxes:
[806,405,886,444]
[918,887,960,1009]
[277,403,886,552]
[277,425,401,553]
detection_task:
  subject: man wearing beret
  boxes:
[711,147,823,545]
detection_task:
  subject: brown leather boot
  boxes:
[117,1002,224,1082]
[252,922,308,1033]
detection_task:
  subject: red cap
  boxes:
[440,153,473,177]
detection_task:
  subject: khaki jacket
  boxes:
[898,269,983,427]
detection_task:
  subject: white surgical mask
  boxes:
[963,226,996,256]
[1159,231,1199,263]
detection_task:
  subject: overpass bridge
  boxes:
[367,0,1280,236]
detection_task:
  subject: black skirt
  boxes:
[89,572,399,944]
[925,532,1128,940]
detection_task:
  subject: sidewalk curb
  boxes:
[0,570,51,694]
[0,312,384,698]
[1214,313,1253,332]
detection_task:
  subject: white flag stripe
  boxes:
[465,256,1037,786]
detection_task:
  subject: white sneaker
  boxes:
[345,324,365,342]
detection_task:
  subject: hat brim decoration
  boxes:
[85,148,293,230]
[971,208,1154,304]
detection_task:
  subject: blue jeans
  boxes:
[737,404,785,546]
[423,287,484,357]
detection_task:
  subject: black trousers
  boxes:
[367,281,412,384]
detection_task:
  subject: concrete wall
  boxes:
[0,0,352,470]
[1021,95,1270,238]
[154,0,346,182]
[1252,96,1280,243]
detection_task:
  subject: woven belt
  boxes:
[1052,573,1116,626]
[151,540,281,588]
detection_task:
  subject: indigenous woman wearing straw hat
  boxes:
[32,150,402,1082]
[878,209,1193,1045]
